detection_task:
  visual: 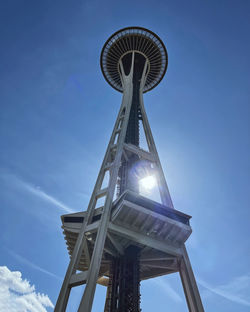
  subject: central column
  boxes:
[106,52,148,312]
[119,52,147,195]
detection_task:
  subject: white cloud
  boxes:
[7,250,61,281]
[198,274,250,307]
[150,277,183,303]
[23,182,74,213]
[0,266,54,312]
[2,173,74,213]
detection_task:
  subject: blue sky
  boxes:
[0,0,250,311]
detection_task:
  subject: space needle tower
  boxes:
[55,27,204,312]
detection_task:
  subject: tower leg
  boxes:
[55,233,88,311]
[179,245,204,312]
[77,225,108,312]
[76,65,135,312]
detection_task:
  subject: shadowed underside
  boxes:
[100,26,168,93]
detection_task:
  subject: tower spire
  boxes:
[55,26,204,312]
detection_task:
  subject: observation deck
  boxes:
[61,191,191,280]
[100,26,168,93]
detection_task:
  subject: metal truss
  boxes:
[55,44,204,312]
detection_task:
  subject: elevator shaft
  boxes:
[105,247,141,312]
[119,52,145,195]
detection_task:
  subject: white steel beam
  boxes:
[108,222,181,257]
[123,143,155,162]
[179,245,204,312]
[107,232,124,255]
[138,83,174,209]
[69,271,88,287]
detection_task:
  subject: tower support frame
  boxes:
[55,27,204,312]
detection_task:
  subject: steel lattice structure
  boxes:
[55,27,204,312]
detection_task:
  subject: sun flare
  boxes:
[139,175,156,191]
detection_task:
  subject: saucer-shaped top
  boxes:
[100,27,168,93]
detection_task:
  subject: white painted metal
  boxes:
[138,83,174,208]
[107,232,124,255]
[108,222,182,257]
[179,245,204,312]
[69,271,88,287]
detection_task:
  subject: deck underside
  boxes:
[61,191,192,281]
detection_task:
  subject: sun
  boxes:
[139,175,156,191]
